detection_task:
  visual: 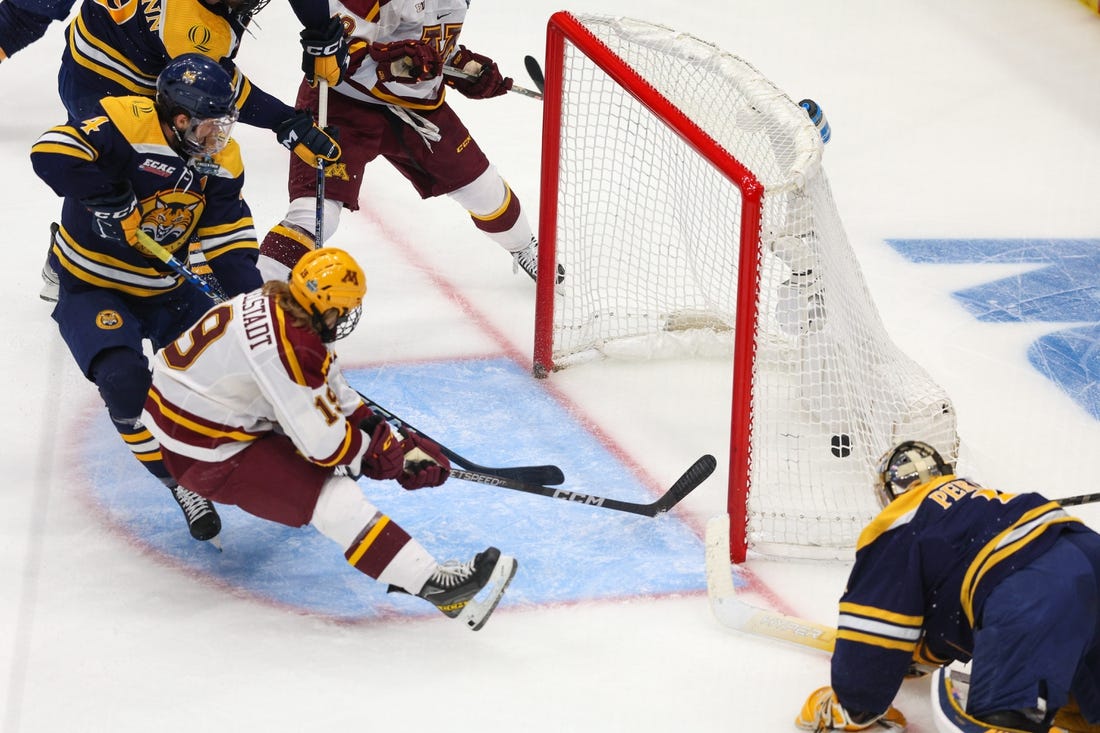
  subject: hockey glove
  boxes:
[358,416,405,481]
[275,110,341,166]
[82,185,142,247]
[397,432,451,490]
[367,39,442,83]
[300,17,349,87]
[796,687,907,731]
[447,46,512,99]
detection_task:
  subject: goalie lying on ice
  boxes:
[796,441,1100,733]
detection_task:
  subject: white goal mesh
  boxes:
[536,13,959,559]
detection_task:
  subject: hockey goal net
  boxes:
[533,12,959,562]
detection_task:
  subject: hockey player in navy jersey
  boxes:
[30,54,266,544]
[0,0,70,61]
[796,441,1100,733]
[33,0,346,300]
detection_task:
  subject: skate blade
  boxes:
[458,555,517,631]
[205,534,223,552]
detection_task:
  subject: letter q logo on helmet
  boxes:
[289,248,366,342]
[874,440,954,508]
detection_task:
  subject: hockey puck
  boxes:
[830,434,852,458]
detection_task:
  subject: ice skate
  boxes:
[168,484,222,544]
[400,546,518,631]
[512,237,565,284]
[40,224,60,303]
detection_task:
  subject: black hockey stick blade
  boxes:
[356,392,565,486]
[450,454,716,517]
[651,453,717,514]
[524,55,545,94]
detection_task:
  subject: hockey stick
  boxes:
[135,230,227,303]
[135,234,569,486]
[441,65,542,100]
[1058,492,1100,507]
[449,454,716,517]
[523,55,545,94]
[355,392,566,486]
[704,516,837,652]
[314,79,329,248]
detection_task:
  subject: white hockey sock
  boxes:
[310,475,436,592]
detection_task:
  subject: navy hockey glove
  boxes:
[397,432,451,490]
[300,17,349,87]
[275,110,341,166]
[447,46,512,99]
[358,415,405,481]
[367,39,442,83]
[82,185,141,247]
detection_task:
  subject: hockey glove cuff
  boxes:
[796,687,907,732]
[82,185,142,247]
[447,46,512,99]
[397,432,451,490]
[367,39,442,83]
[358,416,405,481]
[300,17,349,87]
[275,110,341,166]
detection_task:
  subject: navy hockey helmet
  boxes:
[875,440,953,508]
[156,54,238,158]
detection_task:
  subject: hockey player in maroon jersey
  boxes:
[796,441,1100,733]
[30,55,271,543]
[258,0,565,285]
[141,247,518,629]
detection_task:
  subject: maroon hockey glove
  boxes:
[358,416,404,481]
[367,39,442,83]
[447,46,512,99]
[397,433,451,490]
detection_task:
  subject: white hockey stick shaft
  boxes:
[704,516,838,653]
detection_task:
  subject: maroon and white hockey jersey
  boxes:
[332,0,470,109]
[142,288,372,468]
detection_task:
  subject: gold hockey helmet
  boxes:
[288,248,366,342]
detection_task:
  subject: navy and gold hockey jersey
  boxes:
[58,0,297,130]
[30,94,259,298]
[831,475,1090,715]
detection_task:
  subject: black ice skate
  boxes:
[511,238,565,285]
[168,484,222,544]
[395,547,518,631]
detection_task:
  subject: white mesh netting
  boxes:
[545,14,958,558]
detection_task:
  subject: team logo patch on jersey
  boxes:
[134,191,205,258]
[324,162,349,182]
[96,310,123,330]
[139,158,177,177]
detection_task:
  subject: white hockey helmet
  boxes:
[875,440,953,508]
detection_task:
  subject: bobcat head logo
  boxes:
[136,193,204,258]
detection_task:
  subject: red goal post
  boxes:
[533,12,958,563]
